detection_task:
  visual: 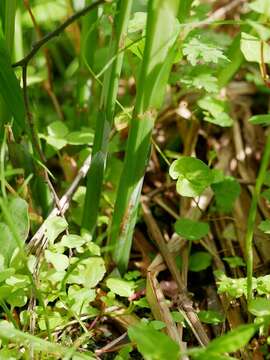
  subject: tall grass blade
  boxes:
[82,0,133,233]
[0,27,25,138]
[110,0,180,272]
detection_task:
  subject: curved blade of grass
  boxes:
[82,0,133,233]
[110,0,181,272]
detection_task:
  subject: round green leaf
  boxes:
[189,252,212,272]
[248,297,270,317]
[175,218,209,241]
[169,157,213,197]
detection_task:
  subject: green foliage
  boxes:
[249,114,270,125]
[183,33,229,66]
[169,156,213,197]
[106,278,135,297]
[189,252,212,272]
[198,96,233,127]
[212,177,240,212]
[174,218,209,241]
[203,324,258,355]
[240,32,270,63]
[258,219,270,234]
[198,310,224,325]
[128,323,180,360]
[248,297,270,317]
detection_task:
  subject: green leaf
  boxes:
[43,216,68,244]
[198,310,224,325]
[66,130,94,145]
[128,12,147,33]
[0,223,17,266]
[240,32,270,63]
[128,323,180,360]
[38,311,64,331]
[249,114,270,125]
[212,176,240,212]
[106,278,135,297]
[169,156,213,197]
[247,20,270,41]
[223,256,245,268]
[174,218,209,241]
[68,285,96,315]
[205,324,258,354]
[248,297,270,317]
[47,121,69,137]
[249,0,270,17]
[258,219,270,234]
[0,31,25,136]
[261,188,270,201]
[67,257,106,288]
[45,250,69,272]
[198,96,233,127]
[183,36,228,66]
[189,252,212,272]
[60,235,86,249]
[7,196,29,242]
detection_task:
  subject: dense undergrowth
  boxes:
[1,0,270,359]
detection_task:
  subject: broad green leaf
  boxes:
[0,223,17,266]
[43,216,68,244]
[212,177,240,212]
[249,114,270,125]
[67,257,106,288]
[258,219,270,234]
[189,252,212,272]
[240,32,270,63]
[8,196,29,242]
[198,96,233,127]
[38,311,64,331]
[198,310,224,325]
[169,156,213,197]
[247,20,270,41]
[45,250,69,272]
[205,324,258,354]
[174,218,209,241]
[6,287,28,307]
[128,323,180,360]
[0,31,25,136]
[60,235,86,249]
[248,297,270,317]
[128,12,147,33]
[249,0,270,17]
[47,121,69,137]
[106,278,135,297]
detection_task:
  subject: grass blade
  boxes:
[110,0,181,272]
[82,0,133,233]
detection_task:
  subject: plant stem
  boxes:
[246,130,270,303]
